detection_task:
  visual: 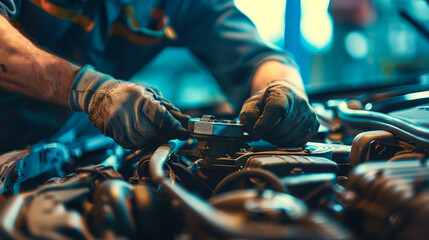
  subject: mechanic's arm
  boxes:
[0,15,79,106]
[251,60,305,95]
[0,15,188,149]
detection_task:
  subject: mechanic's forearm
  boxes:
[0,15,80,106]
[251,60,306,97]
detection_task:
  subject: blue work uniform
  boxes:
[0,0,297,151]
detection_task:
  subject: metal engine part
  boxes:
[343,159,429,240]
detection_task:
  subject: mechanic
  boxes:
[0,0,319,151]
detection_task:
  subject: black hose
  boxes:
[212,168,288,197]
[148,143,306,239]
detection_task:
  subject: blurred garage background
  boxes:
[131,0,429,111]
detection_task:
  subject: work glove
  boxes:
[69,66,189,149]
[239,80,319,147]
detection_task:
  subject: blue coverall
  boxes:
[0,0,297,151]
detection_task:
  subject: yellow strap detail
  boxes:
[124,5,140,29]
[27,0,94,32]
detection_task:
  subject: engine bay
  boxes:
[0,80,428,240]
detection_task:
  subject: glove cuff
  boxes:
[70,65,115,112]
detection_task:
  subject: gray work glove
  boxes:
[70,66,189,149]
[239,81,319,147]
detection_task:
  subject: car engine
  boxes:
[0,80,428,240]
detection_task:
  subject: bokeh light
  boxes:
[300,0,333,53]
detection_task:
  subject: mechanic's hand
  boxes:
[69,66,189,149]
[239,81,319,147]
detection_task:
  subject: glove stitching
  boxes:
[88,82,120,130]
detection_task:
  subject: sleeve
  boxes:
[164,0,298,109]
[0,0,21,18]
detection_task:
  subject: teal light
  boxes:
[344,30,369,60]
[235,0,287,48]
[300,0,333,53]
